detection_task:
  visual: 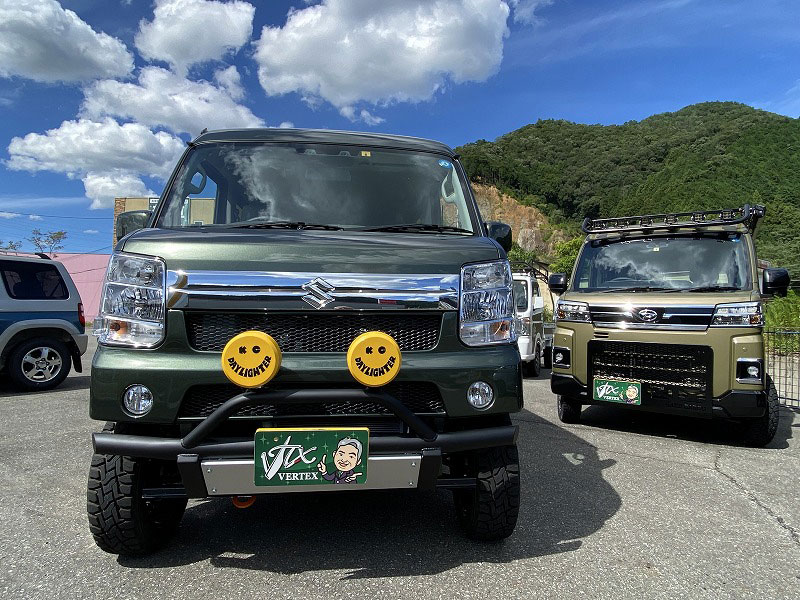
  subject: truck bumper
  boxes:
[551,373,766,420]
[92,386,518,498]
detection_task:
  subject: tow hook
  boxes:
[232,496,256,509]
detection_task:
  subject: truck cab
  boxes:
[548,205,789,446]
[87,129,523,555]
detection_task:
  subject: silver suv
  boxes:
[0,255,88,391]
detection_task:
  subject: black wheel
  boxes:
[452,445,520,541]
[543,346,552,369]
[530,343,542,377]
[557,395,581,424]
[7,337,71,391]
[87,451,187,555]
[740,376,779,447]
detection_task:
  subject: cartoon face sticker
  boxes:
[221,330,282,388]
[346,331,402,387]
[625,385,640,402]
[316,437,364,484]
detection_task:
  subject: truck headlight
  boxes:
[459,261,516,346]
[556,300,591,323]
[711,302,763,327]
[94,252,166,347]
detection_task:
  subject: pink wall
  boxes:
[55,253,110,320]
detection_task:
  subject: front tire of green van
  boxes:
[740,376,779,447]
[87,452,187,556]
[557,396,582,424]
[452,445,520,542]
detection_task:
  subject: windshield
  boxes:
[156,142,475,232]
[513,280,529,312]
[571,234,753,292]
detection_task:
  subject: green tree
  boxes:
[29,229,67,256]
[549,236,583,278]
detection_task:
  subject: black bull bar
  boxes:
[92,387,518,497]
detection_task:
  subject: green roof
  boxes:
[192,128,455,156]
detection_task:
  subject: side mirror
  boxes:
[116,210,152,241]
[762,268,790,297]
[486,221,512,252]
[548,273,568,295]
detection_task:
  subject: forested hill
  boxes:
[456,102,800,278]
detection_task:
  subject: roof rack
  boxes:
[581,204,765,235]
[509,260,550,284]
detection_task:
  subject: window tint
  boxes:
[0,260,69,300]
[513,280,529,312]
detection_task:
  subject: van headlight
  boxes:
[556,300,591,322]
[459,260,516,346]
[711,302,763,327]
[94,252,166,347]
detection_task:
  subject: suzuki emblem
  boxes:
[636,308,658,322]
[301,277,335,309]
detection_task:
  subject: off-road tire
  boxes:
[87,450,187,555]
[557,395,582,424]
[7,337,71,392]
[740,376,779,447]
[453,445,520,542]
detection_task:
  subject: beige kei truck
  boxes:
[547,205,790,446]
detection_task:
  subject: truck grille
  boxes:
[185,312,442,352]
[178,382,446,419]
[590,305,713,329]
[589,340,713,413]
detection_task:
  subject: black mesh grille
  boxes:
[186,312,442,352]
[589,340,713,413]
[179,382,446,419]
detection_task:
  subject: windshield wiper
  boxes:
[597,286,673,293]
[360,223,473,234]
[228,221,343,231]
[665,285,742,293]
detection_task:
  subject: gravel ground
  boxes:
[1,337,798,599]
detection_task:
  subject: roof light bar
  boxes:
[582,204,765,234]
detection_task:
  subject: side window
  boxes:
[0,260,68,300]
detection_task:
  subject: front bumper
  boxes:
[92,386,518,497]
[551,373,766,419]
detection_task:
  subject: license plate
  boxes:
[254,428,369,486]
[593,378,642,405]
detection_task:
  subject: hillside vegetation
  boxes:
[457,102,800,278]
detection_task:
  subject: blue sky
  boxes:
[0,0,798,254]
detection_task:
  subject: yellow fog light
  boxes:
[346,331,402,387]
[221,330,282,388]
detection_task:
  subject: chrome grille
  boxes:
[590,305,714,329]
[185,312,442,352]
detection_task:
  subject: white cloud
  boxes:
[254,0,510,118]
[0,212,20,219]
[213,65,245,100]
[278,121,295,129]
[6,118,184,209]
[339,106,384,126]
[82,172,155,209]
[135,0,255,76]
[29,214,43,221]
[509,0,553,25]
[0,0,134,83]
[82,66,264,135]
[83,229,100,234]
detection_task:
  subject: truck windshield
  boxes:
[571,234,752,292]
[156,142,475,232]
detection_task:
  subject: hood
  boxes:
[121,227,501,274]
[560,290,760,306]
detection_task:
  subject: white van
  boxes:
[512,267,545,377]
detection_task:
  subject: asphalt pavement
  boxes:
[1,337,798,599]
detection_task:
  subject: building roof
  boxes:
[191,128,456,156]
